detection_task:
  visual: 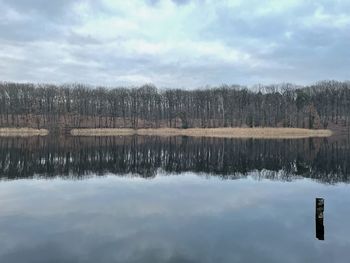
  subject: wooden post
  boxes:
[315,198,324,240]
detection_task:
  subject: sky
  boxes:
[0,0,349,88]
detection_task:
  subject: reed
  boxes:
[71,127,332,139]
[0,128,49,137]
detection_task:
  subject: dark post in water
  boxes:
[315,198,324,240]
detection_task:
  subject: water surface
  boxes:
[0,136,349,262]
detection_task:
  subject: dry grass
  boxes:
[0,128,49,137]
[71,127,333,139]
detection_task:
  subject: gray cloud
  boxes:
[0,0,349,88]
[171,0,191,5]
[0,0,72,16]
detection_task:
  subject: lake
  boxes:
[0,136,349,263]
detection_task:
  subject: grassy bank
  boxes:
[71,127,333,139]
[0,128,49,137]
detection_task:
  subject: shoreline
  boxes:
[70,128,333,139]
[0,128,49,137]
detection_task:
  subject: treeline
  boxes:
[1,80,350,130]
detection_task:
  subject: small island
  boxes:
[0,128,49,137]
[70,127,332,139]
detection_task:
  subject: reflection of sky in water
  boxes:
[0,172,349,263]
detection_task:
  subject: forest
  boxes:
[0,80,350,132]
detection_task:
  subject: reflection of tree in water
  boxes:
[0,136,349,183]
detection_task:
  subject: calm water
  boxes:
[0,136,349,263]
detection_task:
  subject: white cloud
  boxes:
[0,6,27,23]
[253,0,303,16]
[0,0,349,87]
[302,6,350,29]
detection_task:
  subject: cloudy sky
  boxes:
[0,0,349,88]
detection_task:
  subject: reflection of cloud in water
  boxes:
[0,173,350,262]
